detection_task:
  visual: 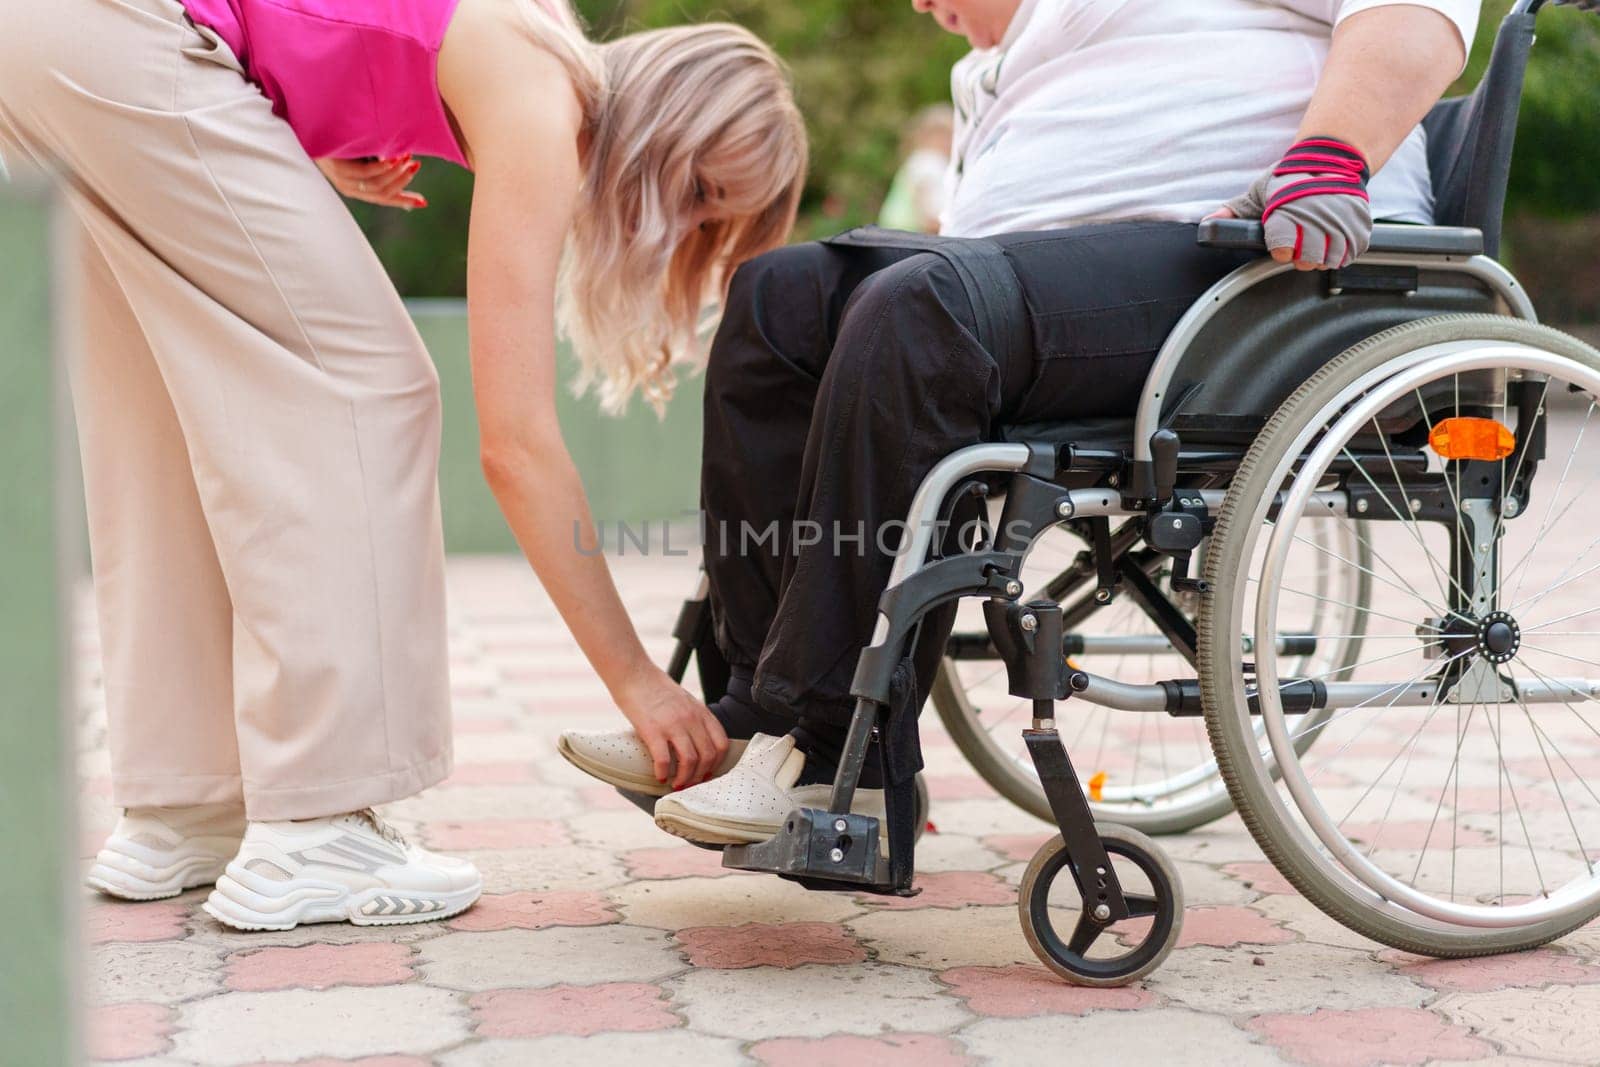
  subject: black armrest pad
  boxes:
[1196,219,1485,257]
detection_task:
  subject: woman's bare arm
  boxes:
[440,8,727,788]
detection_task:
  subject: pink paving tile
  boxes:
[577,785,639,812]
[1244,1007,1494,1067]
[470,983,677,1039]
[1222,861,1299,896]
[1506,755,1600,780]
[940,964,1155,1017]
[439,761,539,787]
[88,1003,174,1062]
[982,833,1054,864]
[924,773,996,801]
[446,890,617,932]
[1337,821,1493,851]
[860,871,1016,910]
[85,900,189,944]
[1418,782,1565,812]
[452,716,516,734]
[247,1059,431,1067]
[1119,905,1295,949]
[623,844,737,880]
[676,922,866,969]
[1377,947,1600,992]
[500,665,607,683]
[752,1034,972,1067]
[420,819,568,850]
[225,943,415,992]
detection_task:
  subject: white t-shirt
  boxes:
[941,0,1480,237]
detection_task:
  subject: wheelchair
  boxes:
[665,0,1600,985]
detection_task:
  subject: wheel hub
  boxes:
[1436,610,1521,665]
[1477,610,1521,664]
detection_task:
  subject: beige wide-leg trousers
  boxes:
[0,0,453,819]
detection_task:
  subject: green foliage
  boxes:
[1457,1,1600,220]
[366,1,1600,296]
[580,0,967,238]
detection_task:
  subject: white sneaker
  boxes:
[558,729,747,797]
[202,809,482,931]
[652,733,883,845]
[86,803,247,901]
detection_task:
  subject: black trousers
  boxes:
[701,222,1252,743]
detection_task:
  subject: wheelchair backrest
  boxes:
[1422,3,1540,259]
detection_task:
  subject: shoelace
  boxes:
[350,808,409,848]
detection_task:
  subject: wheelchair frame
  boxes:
[663,0,1600,983]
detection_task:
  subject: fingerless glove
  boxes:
[1225,136,1373,269]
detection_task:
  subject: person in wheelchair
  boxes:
[561,0,1480,844]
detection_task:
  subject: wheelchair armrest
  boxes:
[1196,219,1486,258]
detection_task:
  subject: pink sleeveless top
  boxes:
[180,0,470,168]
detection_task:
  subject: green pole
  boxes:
[0,170,82,1066]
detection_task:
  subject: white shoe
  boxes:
[202,809,482,931]
[558,729,747,797]
[652,733,883,845]
[86,803,246,901]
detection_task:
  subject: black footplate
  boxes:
[722,808,907,895]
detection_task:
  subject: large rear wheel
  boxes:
[1203,316,1600,955]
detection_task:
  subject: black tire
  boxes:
[1018,822,1183,986]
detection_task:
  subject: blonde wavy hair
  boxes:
[516,7,807,413]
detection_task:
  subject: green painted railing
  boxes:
[410,301,705,553]
[0,176,80,1067]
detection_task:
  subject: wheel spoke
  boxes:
[1483,693,1548,899]
[1067,913,1104,956]
[1123,893,1162,919]
[1271,584,1444,632]
[1507,667,1593,868]
[1304,651,1472,782]
[1411,698,1479,888]
[1291,531,1439,615]
[1337,677,1451,829]
[1502,400,1598,607]
[1344,517,1449,620]
[1504,659,1600,802]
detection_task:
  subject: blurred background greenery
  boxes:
[360,0,1600,322]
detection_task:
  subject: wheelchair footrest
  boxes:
[722,808,905,893]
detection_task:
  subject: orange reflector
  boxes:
[1429,417,1515,461]
[1088,771,1107,803]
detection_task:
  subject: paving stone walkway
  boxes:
[76,554,1600,1066]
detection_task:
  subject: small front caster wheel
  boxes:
[1019,822,1183,986]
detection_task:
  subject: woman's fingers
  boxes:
[641,728,674,785]
[329,155,413,182]
[667,731,701,791]
[317,156,427,209]
[367,159,422,204]
[684,717,726,786]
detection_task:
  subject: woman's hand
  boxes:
[616,668,731,790]
[315,155,427,210]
